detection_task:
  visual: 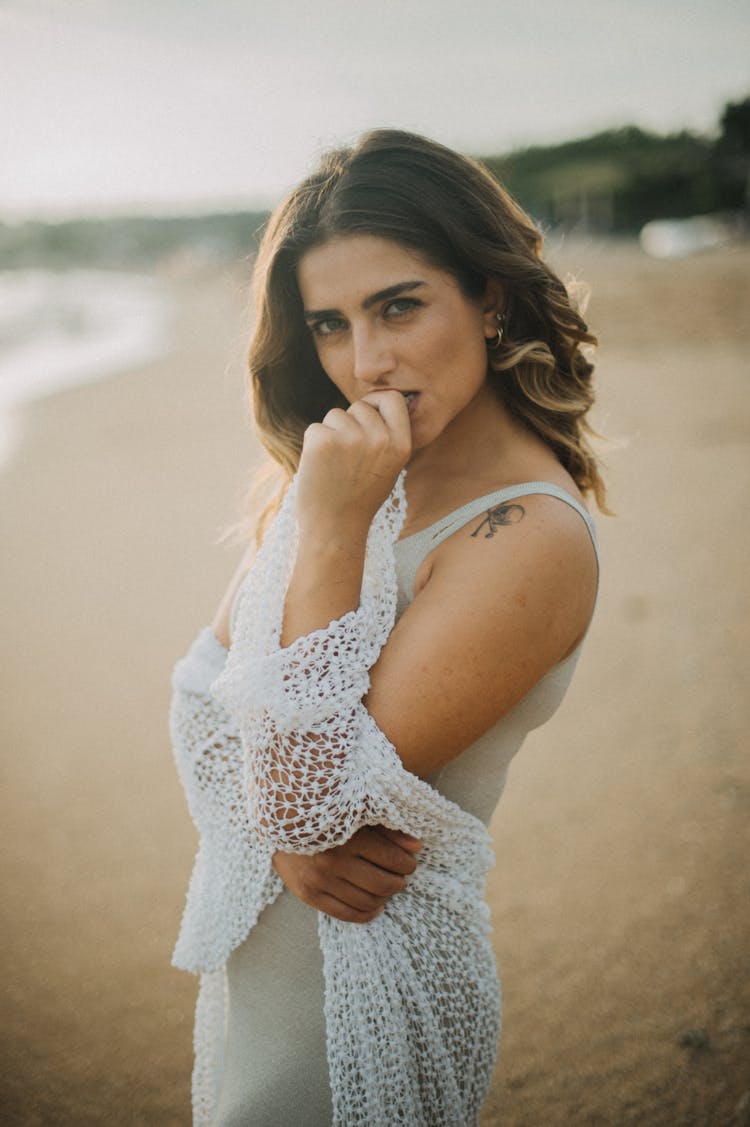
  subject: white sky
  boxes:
[1,0,748,217]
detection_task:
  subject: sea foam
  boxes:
[0,269,172,468]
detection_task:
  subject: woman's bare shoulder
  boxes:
[411,479,595,597]
[367,492,597,777]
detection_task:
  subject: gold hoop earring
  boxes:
[487,312,505,351]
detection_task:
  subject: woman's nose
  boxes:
[351,324,395,386]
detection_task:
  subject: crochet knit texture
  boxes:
[170,474,502,1126]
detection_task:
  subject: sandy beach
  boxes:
[1,240,748,1126]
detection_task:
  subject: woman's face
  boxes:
[297,235,500,451]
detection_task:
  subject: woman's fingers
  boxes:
[296,391,411,537]
[296,860,393,916]
[371,824,423,855]
[332,857,409,898]
[272,853,387,921]
[321,393,410,458]
[273,823,423,922]
[307,840,410,896]
[310,893,385,925]
[329,876,391,912]
[318,392,411,457]
[349,825,421,876]
[355,390,412,454]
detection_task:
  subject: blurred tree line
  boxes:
[483,96,749,234]
[0,97,747,268]
[0,209,269,270]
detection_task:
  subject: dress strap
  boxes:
[422,481,598,555]
[393,483,599,613]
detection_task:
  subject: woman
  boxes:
[170,129,604,1126]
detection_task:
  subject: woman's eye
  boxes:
[310,317,345,338]
[383,298,420,318]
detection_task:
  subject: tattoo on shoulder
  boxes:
[471,502,525,539]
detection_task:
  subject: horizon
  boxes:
[2,115,742,227]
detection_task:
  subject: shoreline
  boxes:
[0,267,177,473]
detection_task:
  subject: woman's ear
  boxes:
[482,278,506,338]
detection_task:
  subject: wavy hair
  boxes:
[247,128,607,526]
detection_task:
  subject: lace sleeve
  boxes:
[211,474,412,852]
[169,626,283,972]
[169,627,242,827]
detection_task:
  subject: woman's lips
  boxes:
[403,391,419,415]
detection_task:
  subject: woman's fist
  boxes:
[296,389,412,542]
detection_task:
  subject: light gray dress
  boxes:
[212,483,598,1127]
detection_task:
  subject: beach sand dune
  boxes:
[1,243,748,1125]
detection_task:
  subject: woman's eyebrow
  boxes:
[362,280,425,310]
[303,280,426,322]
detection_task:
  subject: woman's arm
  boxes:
[214,390,596,851]
[364,490,597,777]
[285,435,596,782]
[208,394,416,917]
[280,388,597,780]
[276,499,596,916]
[283,485,597,784]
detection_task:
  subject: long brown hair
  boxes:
[247,128,607,522]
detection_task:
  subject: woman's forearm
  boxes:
[280,529,369,647]
[210,475,408,853]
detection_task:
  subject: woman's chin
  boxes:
[408,423,438,453]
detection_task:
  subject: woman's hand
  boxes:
[295,390,412,543]
[280,390,412,647]
[272,825,422,923]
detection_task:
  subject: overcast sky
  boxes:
[1,0,748,217]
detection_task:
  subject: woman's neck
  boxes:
[401,381,574,535]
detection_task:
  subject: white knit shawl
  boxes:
[170,474,501,1126]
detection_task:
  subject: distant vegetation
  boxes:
[0,209,269,271]
[0,97,747,269]
[483,96,749,234]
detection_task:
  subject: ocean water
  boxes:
[0,269,173,468]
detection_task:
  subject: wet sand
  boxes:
[1,241,748,1125]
